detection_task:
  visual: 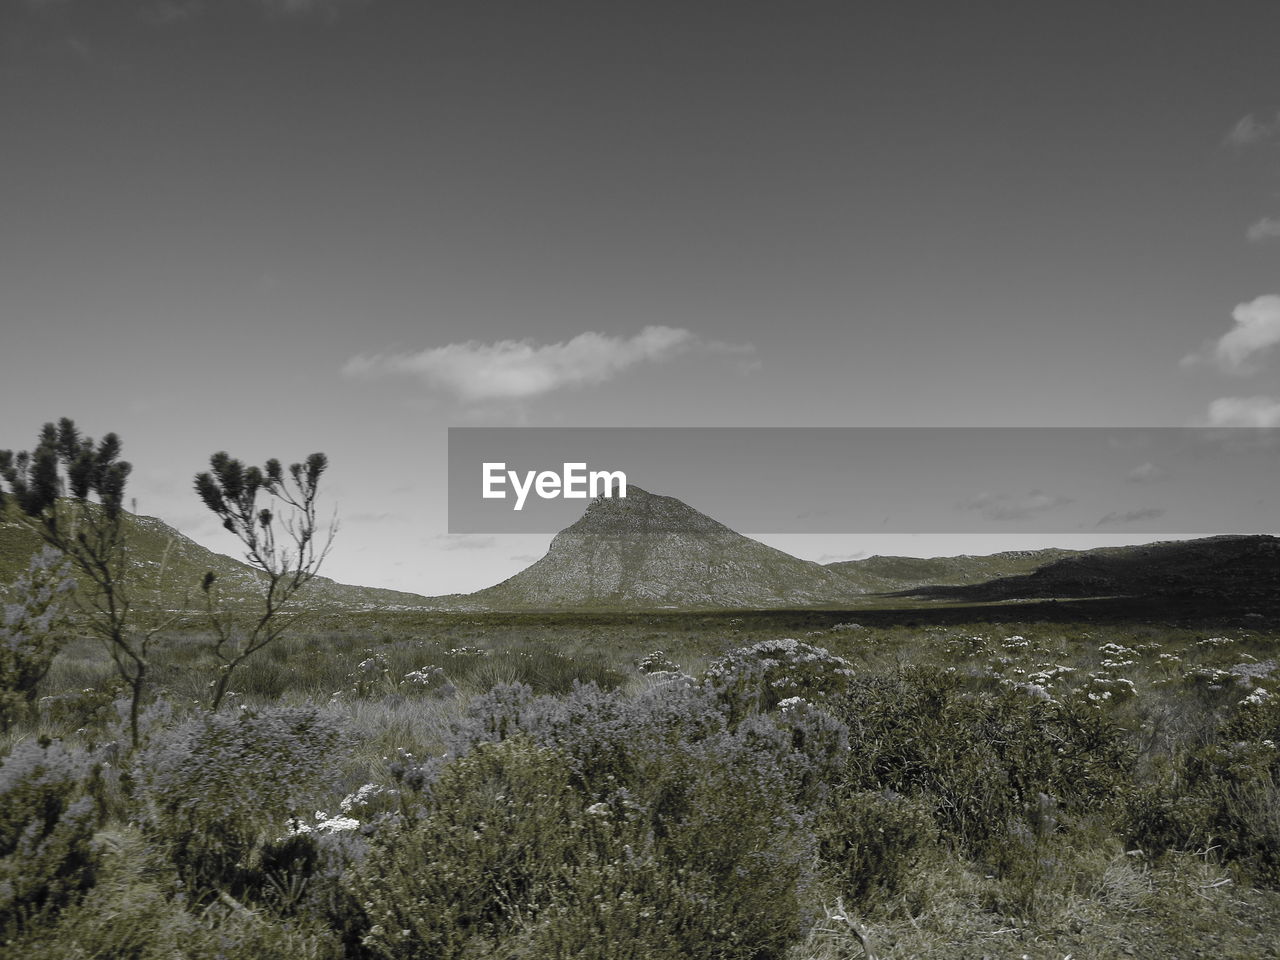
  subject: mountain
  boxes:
[824,548,1077,594]
[896,535,1280,605]
[468,486,865,609]
[0,503,435,612]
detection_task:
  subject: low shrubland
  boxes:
[2,606,1279,957]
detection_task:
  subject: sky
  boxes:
[2,0,1279,594]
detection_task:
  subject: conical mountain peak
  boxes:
[469,485,862,609]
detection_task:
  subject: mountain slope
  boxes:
[897,535,1280,604]
[0,503,434,611]
[469,486,865,609]
[825,548,1077,594]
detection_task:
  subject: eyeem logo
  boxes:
[482,462,627,511]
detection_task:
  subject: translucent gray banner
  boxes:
[448,427,1279,535]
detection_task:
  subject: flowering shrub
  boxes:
[352,726,813,960]
[635,649,680,674]
[1182,666,1238,693]
[139,705,350,901]
[350,651,391,697]
[1196,636,1235,648]
[400,665,455,698]
[1128,677,1280,883]
[0,738,100,939]
[349,738,587,958]
[702,638,856,721]
[1078,674,1138,706]
[834,669,1133,855]
[0,549,75,731]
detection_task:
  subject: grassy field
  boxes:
[4,598,1280,958]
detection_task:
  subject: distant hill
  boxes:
[468,486,865,610]
[0,503,435,612]
[896,535,1280,605]
[466,485,1280,611]
[825,548,1077,593]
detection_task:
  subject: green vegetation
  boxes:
[2,596,1279,957]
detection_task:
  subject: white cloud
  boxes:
[343,326,757,403]
[1214,295,1280,372]
[1184,295,1280,374]
[1206,395,1280,428]
[1247,217,1280,243]
[1225,112,1280,147]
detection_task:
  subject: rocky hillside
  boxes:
[898,535,1280,604]
[469,486,865,609]
[825,548,1076,593]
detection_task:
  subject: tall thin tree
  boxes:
[194,451,336,710]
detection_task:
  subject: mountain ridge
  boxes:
[467,485,866,609]
[0,502,437,611]
[5,496,1276,615]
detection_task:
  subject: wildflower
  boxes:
[403,666,447,686]
[1197,636,1234,647]
[1241,688,1272,707]
[340,782,389,813]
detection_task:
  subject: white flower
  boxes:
[1242,688,1272,707]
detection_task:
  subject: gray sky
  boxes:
[3,0,1279,594]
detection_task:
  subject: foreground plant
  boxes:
[0,549,75,732]
[0,418,168,748]
[194,451,335,711]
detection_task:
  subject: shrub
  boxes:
[0,738,100,940]
[702,638,856,723]
[8,825,342,960]
[354,681,818,960]
[139,704,350,902]
[1134,690,1280,883]
[832,669,1133,856]
[0,549,75,731]
[350,737,584,958]
[816,787,938,907]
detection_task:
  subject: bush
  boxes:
[1127,689,1280,884]
[832,669,1134,856]
[139,704,350,902]
[353,681,819,960]
[702,638,856,723]
[350,737,585,958]
[816,787,938,907]
[9,826,342,960]
[0,549,74,732]
[0,738,100,940]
